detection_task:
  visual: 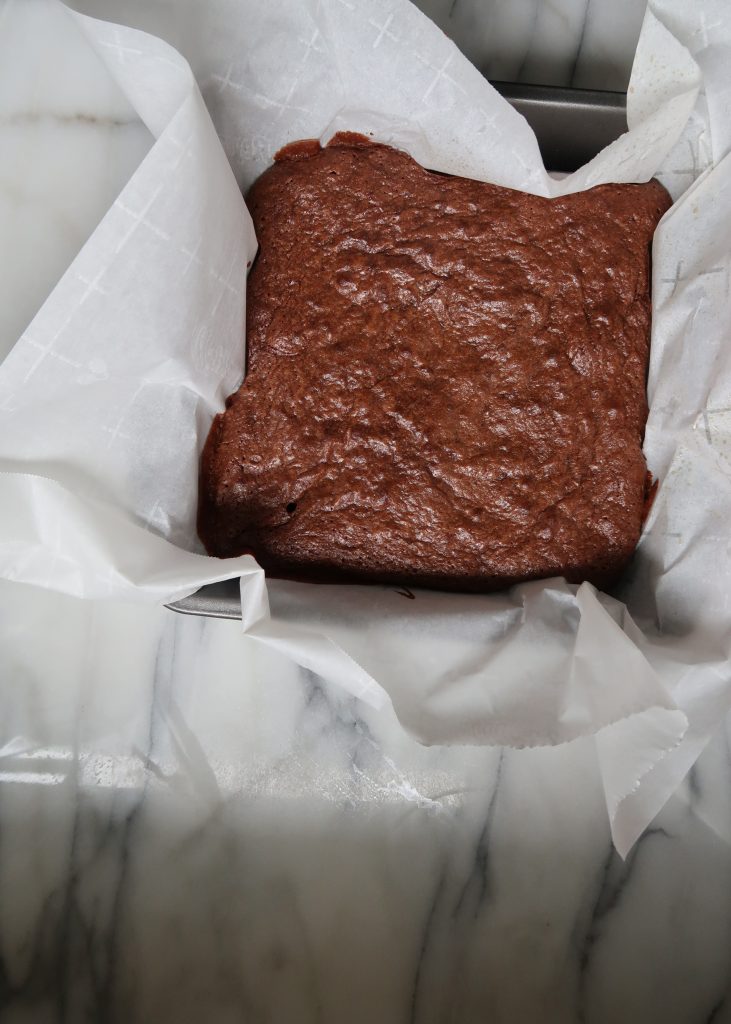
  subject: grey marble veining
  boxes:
[2,1,731,1021]
[2,581,731,1022]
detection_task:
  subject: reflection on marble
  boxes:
[2,579,731,1022]
[2,1,731,1020]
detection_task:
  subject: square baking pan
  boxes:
[169,82,627,620]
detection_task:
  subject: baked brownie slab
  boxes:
[198,133,671,591]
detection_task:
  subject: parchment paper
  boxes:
[1,0,730,855]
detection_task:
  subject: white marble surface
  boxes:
[3,579,731,1023]
[0,0,151,360]
[2,1,731,1021]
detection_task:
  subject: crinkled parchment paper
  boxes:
[1,0,730,855]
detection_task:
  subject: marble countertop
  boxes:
[2,1,731,1021]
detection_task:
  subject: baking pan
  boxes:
[491,82,626,172]
[168,83,628,620]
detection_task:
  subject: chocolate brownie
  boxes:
[198,133,671,591]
